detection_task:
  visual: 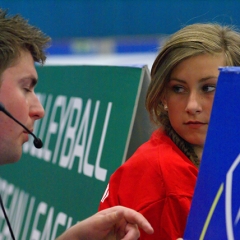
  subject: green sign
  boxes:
[0,65,152,239]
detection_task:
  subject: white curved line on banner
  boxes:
[225,153,240,240]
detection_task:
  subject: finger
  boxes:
[98,206,153,234]
[114,206,154,234]
[120,223,140,240]
[114,217,127,238]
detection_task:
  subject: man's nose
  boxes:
[29,94,45,120]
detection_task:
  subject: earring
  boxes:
[164,105,168,111]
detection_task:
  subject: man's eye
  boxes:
[23,87,31,92]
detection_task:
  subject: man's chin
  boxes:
[0,158,19,165]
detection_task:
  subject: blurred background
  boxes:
[1,1,240,234]
[1,0,240,69]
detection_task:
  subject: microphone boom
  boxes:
[0,103,43,148]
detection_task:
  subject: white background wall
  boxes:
[46,52,157,70]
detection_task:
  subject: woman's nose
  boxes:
[185,92,202,115]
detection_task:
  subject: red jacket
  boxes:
[99,129,198,239]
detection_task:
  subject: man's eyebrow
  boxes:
[21,76,38,87]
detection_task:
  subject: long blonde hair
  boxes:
[146,23,240,167]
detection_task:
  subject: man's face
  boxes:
[0,50,45,165]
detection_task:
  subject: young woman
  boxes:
[99,23,240,240]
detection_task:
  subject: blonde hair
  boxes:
[146,23,240,167]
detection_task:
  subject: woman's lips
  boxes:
[184,121,207,129]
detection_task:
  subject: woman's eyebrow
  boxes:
[169,78,186,83]
[169,76,218,83]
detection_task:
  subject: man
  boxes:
[0,9,153,240]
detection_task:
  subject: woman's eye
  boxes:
[172,85,185,93]
[202,85,216,93]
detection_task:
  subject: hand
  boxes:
[56,206,154,240]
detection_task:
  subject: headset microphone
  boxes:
[0,102,43,240]
[0,103,43,148]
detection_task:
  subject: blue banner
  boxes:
[184,67,240,239]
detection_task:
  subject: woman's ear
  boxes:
[161,97,168,111]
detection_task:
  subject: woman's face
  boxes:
[164,53,225,151]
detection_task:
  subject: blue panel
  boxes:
[184,67,240,239]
